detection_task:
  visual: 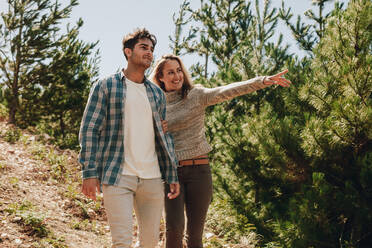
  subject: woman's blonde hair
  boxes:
[149,54,193,98]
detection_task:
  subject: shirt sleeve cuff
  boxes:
[82,168,98,179]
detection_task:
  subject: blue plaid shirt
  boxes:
[78,71,179,185]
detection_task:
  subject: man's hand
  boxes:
[161,120,168,133]
[82,178,100,201]
[264,69,292,87]
[167,183,180,199]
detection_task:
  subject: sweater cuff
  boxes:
[262,76,269,85]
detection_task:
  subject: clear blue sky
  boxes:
[1,0,348,78]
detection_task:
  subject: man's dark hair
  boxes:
[122,28,157,60]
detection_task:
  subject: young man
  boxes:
[78,28,180,248]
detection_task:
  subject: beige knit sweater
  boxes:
[165,76,269,161]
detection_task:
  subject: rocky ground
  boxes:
[0,121,114,247]
[0,121,253,248]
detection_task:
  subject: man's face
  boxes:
[126,38,154,69]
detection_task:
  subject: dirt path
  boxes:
[0,122,248,248]
[0,123,112,248]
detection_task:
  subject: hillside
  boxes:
[0,121,112,247]
[0,121,255,248]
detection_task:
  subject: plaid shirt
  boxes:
[78,71,179,185]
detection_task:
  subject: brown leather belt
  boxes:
[179,156,209,166]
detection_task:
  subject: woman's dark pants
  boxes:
[164,164,213,248]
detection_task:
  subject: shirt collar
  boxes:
[120,69,148,85]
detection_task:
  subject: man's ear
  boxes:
[124,48,132,59]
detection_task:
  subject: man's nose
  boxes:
[146,49,153,56]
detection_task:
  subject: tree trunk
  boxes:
[8,6,23,125]
[8,87,18,124]
[204,51,209,79]
[8,104,16,124]
[254,184,260,204]
[60,113,65,138]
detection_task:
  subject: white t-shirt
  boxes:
[122,79,161,179]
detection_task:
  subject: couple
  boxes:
[78,28,291,248]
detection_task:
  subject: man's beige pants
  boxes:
[102,175,164,248]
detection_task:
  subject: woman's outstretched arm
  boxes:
[200,69,291,107]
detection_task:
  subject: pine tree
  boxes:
[279,0,345,55]
[296,0,372,245]
[0,0,78,124]
[232,0,371,246]
[192,0,252,73]
[36,19,99,149]
[168,0,371,246]
[171,0,372,246]
[171,0,298,243]
[168,0,196,56]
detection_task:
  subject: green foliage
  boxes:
[19,211,50,238]
[30,142,49,161]
[279,0,345,54]
[169,0,196,56]
[29,141,75,182]
[32,236,67,248]
[189,0,303,245]
[0,161,8,171]
[4,200,33,214]
[34,120,81,149]
[5,200,50,238]
[170,0,306,246]
[35,19,99,149]
[0,0,99,150]
[3,126,21,143]
[0,103,7,119]
[0,0,79,124]
[206,198,261,246]
[171,0,371,247]
[208,0,371,246]
[71,219,90,230]
[47,149,69,182]
[293,0,372,245]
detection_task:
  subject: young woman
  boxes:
[150,54,291,248]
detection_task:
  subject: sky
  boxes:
[0,0,349,78]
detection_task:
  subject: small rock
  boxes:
[87,208,97,219]
[13,216,22,222]
[14,238,22,244]
[205,232,214,239]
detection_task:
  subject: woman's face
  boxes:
[159,59,184,92]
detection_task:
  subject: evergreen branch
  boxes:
[0,56,12,84]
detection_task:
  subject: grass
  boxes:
[204,198,261,248]
[3,126,21,144]
[0,103,7,120]
[32,235,68,248]
[28,140,106,232]
[30,142,49,161]
[8,176,19,188]
[0,161,9,171]
[1,124,106,231]
[5,200,50,238]
[0,118,112,247]
[0,117,260,247]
